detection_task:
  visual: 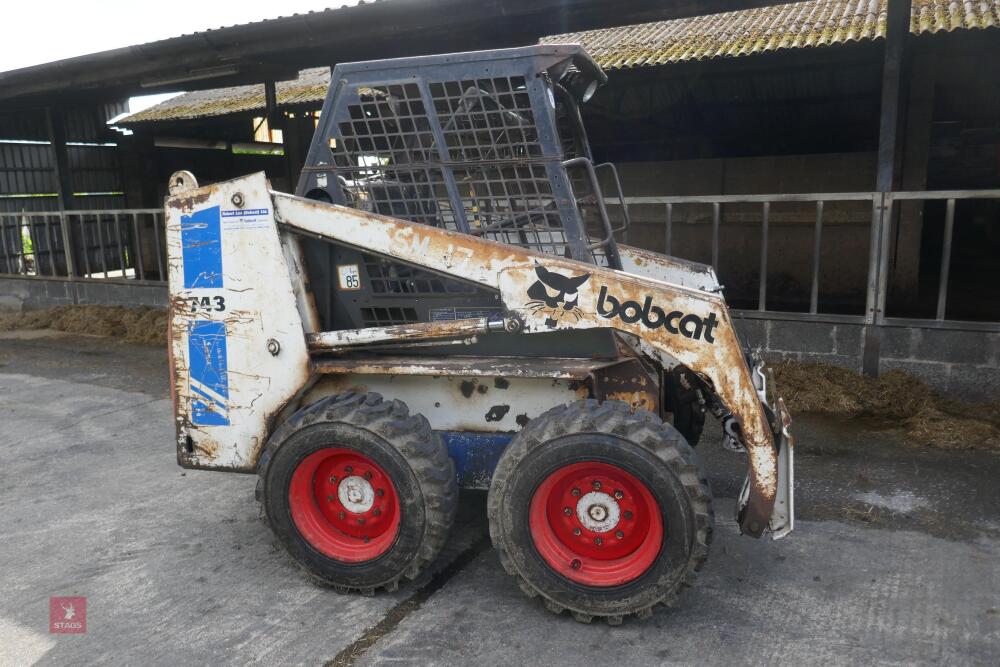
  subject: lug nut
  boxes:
[358,518,365,525]
[338,512,346,520]
[345,466,353,473]
[572,527,581,536]
[571,487,581,497]
[364,471,373,480]
[376,488,384,497]
[373,508,381,516]
[594,537,603,546]
[592,480,602,490]
[571,559,582,570]
[614,489,624,500]
[624,511,633,520]
[327,495,334,502]
[563,507,572,516]
[330,476,338,483]
[615,530,624,539]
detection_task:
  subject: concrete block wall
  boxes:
[736,315,1000,402]
[0,277,168,312]
[734,317,865,372]
[878,327,1000,402]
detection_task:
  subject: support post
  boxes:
[265,80,282,131]
[863,0,911,377]
[46,107,75,277]
[45,107,74,210]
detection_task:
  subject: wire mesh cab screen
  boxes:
[297,45,619,272]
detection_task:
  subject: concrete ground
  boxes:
[1,331,998,666]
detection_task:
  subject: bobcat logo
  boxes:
[525,266,591,328]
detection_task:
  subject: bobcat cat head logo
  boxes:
[526,266,591,328]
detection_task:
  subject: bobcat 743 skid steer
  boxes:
[166,45,793,624]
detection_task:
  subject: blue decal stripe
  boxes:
[439,431,511,489]
[188,320,229,426]
[181,205,223,289]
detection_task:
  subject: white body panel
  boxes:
[166,173,310,470]
[304,374,585,433]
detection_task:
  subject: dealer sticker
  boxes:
[338,264,361,291]
[221,208,271,229]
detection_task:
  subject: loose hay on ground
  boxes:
[0,305,167,346]
[774,361,1000,451]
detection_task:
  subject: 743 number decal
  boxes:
[188,295,226,312]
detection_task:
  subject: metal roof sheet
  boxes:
[541,0,1000,69]
[121,68,332,123]
[121,0,1000,125]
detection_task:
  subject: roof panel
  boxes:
[540,0,1000,69]
[120,0,1000,125]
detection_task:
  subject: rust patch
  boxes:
[476,384,488,395]
[516,413,530,427]
[494,377,510,390]
[591,358,660,415]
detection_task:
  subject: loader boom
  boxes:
[165,44,793,623]
[166,172,792,538]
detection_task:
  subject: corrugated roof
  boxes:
[122,0,1000,124]
[122,68,331,123]
[541,0,1000,69]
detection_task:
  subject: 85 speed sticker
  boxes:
[338,264,361,291]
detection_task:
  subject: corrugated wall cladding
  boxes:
[0,144,122,196]
[540,0,1000,68]
[0,143,56,196]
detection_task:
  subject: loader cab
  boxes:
[295,45,627,344]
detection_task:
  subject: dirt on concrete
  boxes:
[0,305,167,346]
[774,361,1000,451]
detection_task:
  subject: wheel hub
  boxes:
[288,447,401,562]
[528,461,664,587]
[576,491,619,533]
[338,475,375,513]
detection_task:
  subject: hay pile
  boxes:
[774,362,1000,450]
[0,305,167,346]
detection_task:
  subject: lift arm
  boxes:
[166,172,791,538]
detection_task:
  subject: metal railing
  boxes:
[2,191,997,336]
[0,209,166,284]
[609,190,1000,333]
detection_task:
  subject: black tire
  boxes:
[257,392,457,592]
[487,400,713,624]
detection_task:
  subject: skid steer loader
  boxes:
[166,45,793,624]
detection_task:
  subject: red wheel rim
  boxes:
[289,447,401,562]
[528,461,663,587]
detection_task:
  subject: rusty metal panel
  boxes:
[303,373,588,437]
[311,355,624,379]
[617,243,720,292]
[273,188,786,536]
[165,173,311,471]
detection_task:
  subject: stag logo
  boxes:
[525,266,591,328]
[50,596,87,634]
